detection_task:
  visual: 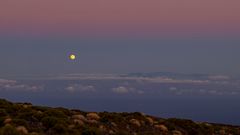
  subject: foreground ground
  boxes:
[0,99,239,135]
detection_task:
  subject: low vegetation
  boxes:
[0,98,240,135]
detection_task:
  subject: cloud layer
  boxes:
[1,72,240,96]
[65,84,95,93]
[0,78,43,92]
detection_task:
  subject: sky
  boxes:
[1,1,240,125]
[0,0,240,77]
[1,0,240,37]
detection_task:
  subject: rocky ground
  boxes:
[0,98,240,135]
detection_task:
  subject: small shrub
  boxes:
[43,109,67,118]
[41,117,59,129]
[0,118,4,127]
[115,130,129,135]
[0,109,7,117]
[12,119,28,128]
[0,124,20,135]
[16,110,36,121]
[55,107,72,116]
[99,116,109,123]
[31,106,49,112]
[52,123,67,134]
[82,126,101,135]
[0,99,12,108]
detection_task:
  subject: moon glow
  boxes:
[69,54,76,60]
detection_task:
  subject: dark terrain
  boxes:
[0,98,239,135]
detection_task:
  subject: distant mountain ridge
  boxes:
[123,72,209,80]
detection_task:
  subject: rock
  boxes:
[4,118,12,124]
[68,124,75,129]
[140,120,145,126]
[219,129,226,135]
[99,125,107,132]
[73,119,84,126]
[146,117,154,125]
[111,122,117,127]
[16,126,28,134]
[172,130,183,135]
[133,132,137,135]
[158,119,165,123]
[23,104,31,108]
[204,123,212,127]
[72,114,87,122]
[130,119,141,127]
[87,113,100,120]
[154,124,168,132]
[154,121,159,124]
[29,132,40,135]
[126,124,130,129]
[109,130,115,134]
[37,111,43,114]
[140,112,146,116]
[87,119,98,124]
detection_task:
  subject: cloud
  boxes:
[0,79,17,88]
[112,86,144,95]
[0,79,16,84]
[5,85,43,92]
[137,90,145,94]
[208,75,230,80]
[0,78,43,92]
[65,84,95,93]
[169,87,177,91]
[52,74,210,84]
[167,86,240,96]
[144,77,210,84]
[112,86,130,94]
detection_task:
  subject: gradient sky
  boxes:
[1,38,240,77]
[0,1,240,77]
[1,0,240,37]
[2,1,240,126]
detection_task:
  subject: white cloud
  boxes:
[230,91,239,95]
[112,86,144,95]
[167,87,240,96]
[0,79,17,88]
[112,86,129,94]
[208,75,230,80]
[169,87,177,91]
[25,85,44,92]
[208,90,218,94]
[52,74,211,84]
[144,77,210,84]
[0,78,43,92]
[65,84,95,93]
[0,79,16,84]
[137,90,145,94]
[199,89,207,94]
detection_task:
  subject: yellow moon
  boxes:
[69,54,76,60]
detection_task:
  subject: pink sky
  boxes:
[1,0,240,37]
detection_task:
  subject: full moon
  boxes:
[69,54,76,60]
